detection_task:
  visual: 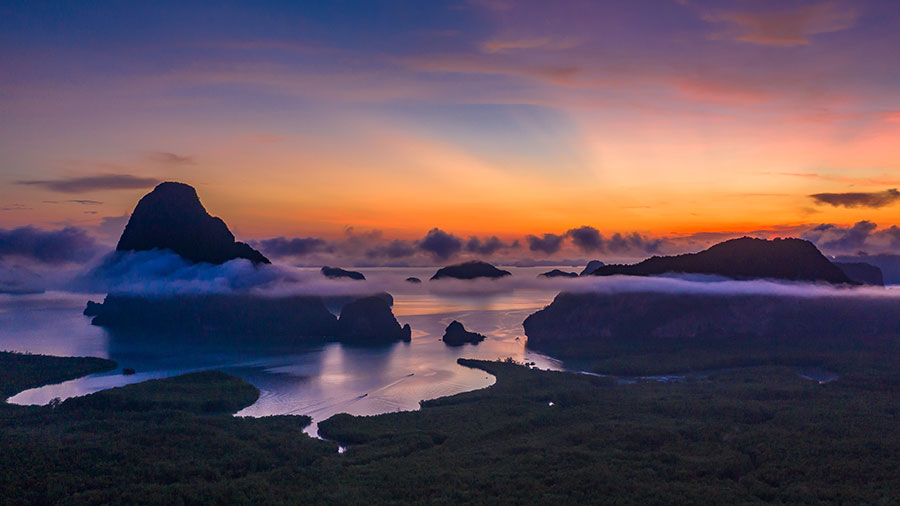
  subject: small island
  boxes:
[405,277,422,283]
[441,320,486,346]
[321,266,366,280]
[430,261,511,280]
[539,269,578,278]
[592,237,855,284]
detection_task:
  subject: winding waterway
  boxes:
[2,267,568,435]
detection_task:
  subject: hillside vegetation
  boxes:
[3,352,900,504]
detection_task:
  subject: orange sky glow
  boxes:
[2,1,899,261]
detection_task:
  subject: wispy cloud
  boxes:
[18,174,159,193]
[775,172,900,186]
[401,54,582,85]
[480,37,579,54]
[94,214,130,241]
[145,151,196,166]
[809,188,900,208]
[43,199,104,205]
[700,1,859,46]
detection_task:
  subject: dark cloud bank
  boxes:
[566,226,663,254]
[253,228,519,264]
[250,221,900,266]
[0,226,105,294]
[0,226,101,264]
[802,220,900,253]
[419,228,463,259]
[252,237,330,257]
[9,217,900,296]
[526,233,565,254]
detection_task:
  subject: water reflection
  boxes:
[3,273,564,437]
[0,292,110,358]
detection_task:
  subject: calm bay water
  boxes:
[2,267,571,435]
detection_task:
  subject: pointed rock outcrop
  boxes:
[116,182,269,265]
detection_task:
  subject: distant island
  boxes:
[523,291,900,364]
[833,261,884,286]
[117,182,270,265]
[87,181,409,344]
[539,269,578,278]
[579,260,604,276]
[321,266,366,280]
[592,237,854,284]
[441,320,486,346]
[835,254,899,284]
[430,261,511,280]
[86,293,411,344]
[524,237,895,365]
[405,277,422,283]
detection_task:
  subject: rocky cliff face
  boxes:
[336,296,411,343]
[116,182,269,265]
[593,237,852,284]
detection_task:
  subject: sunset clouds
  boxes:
[810,189,900,209]
[697,1,859,46]
[1,0,899,245]
[17,175,160,194]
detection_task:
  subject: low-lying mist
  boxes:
[6,248,899,302]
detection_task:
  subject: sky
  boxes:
[2,0,900,266]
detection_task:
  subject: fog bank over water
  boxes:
[64,249,900,301]
[564,275,900,298]
[0,246,892,304]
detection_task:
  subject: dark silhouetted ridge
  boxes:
[593,237,853,284]
[539,269,578,278]
[116,182,269,265]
